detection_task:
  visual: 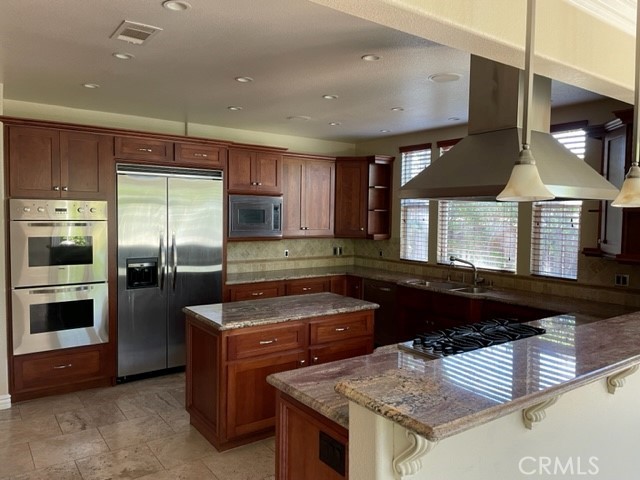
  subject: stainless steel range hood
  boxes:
[399,55,619,201]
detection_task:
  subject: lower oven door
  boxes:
[12,283,109,355]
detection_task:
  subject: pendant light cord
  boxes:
[522,0,535,152]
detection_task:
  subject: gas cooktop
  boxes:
[398,318,546,359]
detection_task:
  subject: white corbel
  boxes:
[522,396,559,429]
[393,430,437,478]
[607,365,639,394]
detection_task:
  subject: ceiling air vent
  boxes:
[111,20,163,45]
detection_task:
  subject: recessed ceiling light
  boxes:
[227,106,243,111]
[162,1,191,11]
[380,129,391,133]
[448,117,461,121]
[329,122,342,126]
[322,94,339,100]
[361,54,381,62]
[235,76,254,83]
[82,83,100,89]
[113,52,135,60]
[428,73,462,83]
[286,116,311,121]
[391,107,404,112]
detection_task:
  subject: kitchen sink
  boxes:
[404,279,466,290]
[452,286,491,295]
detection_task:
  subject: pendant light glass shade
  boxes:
[611,0,640,208]
[496,146,555,201]
[612,165,640,207]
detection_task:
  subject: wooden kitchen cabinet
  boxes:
[185,308,374,451]
[228,148,283,194]
[345,275,363,299]
[276,392,349,480]
[11,344,111,402]
[7,126,111,199]
[282,154,335,237]
[115,136,174,163]
[334,155,394,239]
[175,142,226,168]
[224,275,347,301]
[363,278,399,346]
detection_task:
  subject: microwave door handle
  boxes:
[159,233,166,290]
[172,232,177,291]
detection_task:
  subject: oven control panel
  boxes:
[10,199,108,221]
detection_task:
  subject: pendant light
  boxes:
[611,1,640,207]
[497,0,555,202]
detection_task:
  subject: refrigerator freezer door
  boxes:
[117,173,168,377]
[166,176,223,368]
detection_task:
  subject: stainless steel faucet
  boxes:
[449,255,482,286]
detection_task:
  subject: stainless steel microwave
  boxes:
[229,195,282,238]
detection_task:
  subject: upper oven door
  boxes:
[10,220,108,288]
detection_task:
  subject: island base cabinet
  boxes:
[276,392,348,480]
[227,350,306,439]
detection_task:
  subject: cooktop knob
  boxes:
[89,207,97,213]
[22,207,31,212]
[37,207,45,213]
[412,338,422,347]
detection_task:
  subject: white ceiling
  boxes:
[0,0,606,143]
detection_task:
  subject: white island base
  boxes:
[348,373,640,479]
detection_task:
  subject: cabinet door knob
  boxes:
[360,227,364,231]
[312,356,319,363]
[299,359,306,366]
[62,186,68,192]
[53,186,60,191]
[259,338,277,345]
[257,182,263,186]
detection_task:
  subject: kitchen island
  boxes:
[183,292,378,451]
[268,312,640,479]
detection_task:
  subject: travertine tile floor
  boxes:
[0,373,276,480]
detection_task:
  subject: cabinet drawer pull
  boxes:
[193,153,208,157]
[335,326,350,332]
[302,287,312,291]
[251,292,264,296]
[259,338,277,345]
[53,363,72,369]
[53,186,60,191]
[137,148,153,153]
[377,287,392,292]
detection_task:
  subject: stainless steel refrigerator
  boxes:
[117,165,223,378]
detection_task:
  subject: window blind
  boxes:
[400,147,431,261]
[437,200,518,272]
[530,127,586,280]
[531,201,582,279]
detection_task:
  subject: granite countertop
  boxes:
[184,292,378,331]
[227,266,636,319]
[270,312,640,442]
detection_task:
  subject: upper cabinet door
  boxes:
[228,149,283,195]
[303,159,335,236]
[282,157,304,237]
[8,126,61,198]
[60,131,111,199]
[334,159,367,238]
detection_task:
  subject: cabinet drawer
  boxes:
[285,278,331,296]
[115,136,174,162]
[309,337,373,366]
[175,143,225,167]
[14,348,103,390]
[227,281,284,301]
[309,312,374,345]
[227,323,306,360]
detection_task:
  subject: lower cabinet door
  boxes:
[309,337,372,366]
[227,350,306,439]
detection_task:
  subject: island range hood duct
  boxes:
[399,55,619,201]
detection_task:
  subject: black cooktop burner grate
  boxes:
[399,318,546,359]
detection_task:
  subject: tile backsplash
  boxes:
[227,239,640,308]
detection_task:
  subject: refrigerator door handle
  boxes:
[159,233,166,290]
[172,232,178,291]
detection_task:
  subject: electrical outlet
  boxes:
[338,246,343,256]
[284,249,289,258]
[379,250,383,257]
[615,273,629,286]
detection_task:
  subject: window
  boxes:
[437,201,518,271]
[400,144,431,261]
[437,140,518,272]
[531,127,586,280]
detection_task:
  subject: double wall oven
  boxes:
[9,199,109,356]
